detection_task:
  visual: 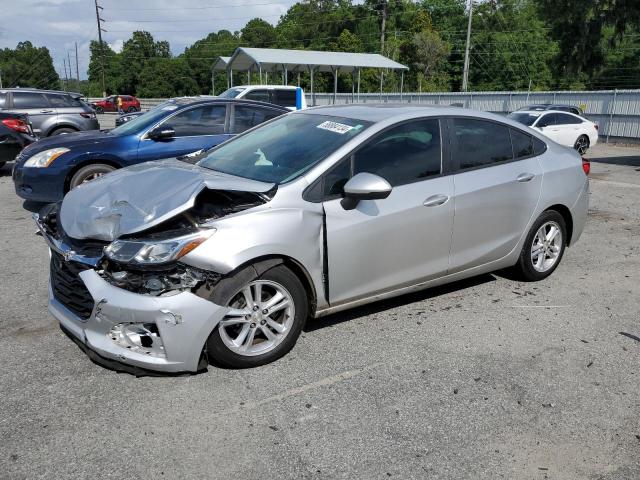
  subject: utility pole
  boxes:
[67,51,73,90]
[94,0,107,97]
[380,0,388,54]
[62,59,68,91]
[462,0,473,92]
[75,42,80,88]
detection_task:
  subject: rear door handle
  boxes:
[39,109,54,113]
[517,173,535,182]
[423,194,449,207]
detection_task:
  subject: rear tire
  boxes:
[574,135,590,155]
[69,163,116,190]
[512,210,567,282]
[206,264,308,368]
[50,127,77,136]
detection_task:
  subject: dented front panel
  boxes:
[59,159,274,241]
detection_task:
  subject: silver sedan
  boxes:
[36,105,589,372]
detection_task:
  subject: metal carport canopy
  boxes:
[226,47,408,73]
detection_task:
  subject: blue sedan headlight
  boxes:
[24,147,70,168]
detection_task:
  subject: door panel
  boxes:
[450,158,542,272]
[448,117,543,272]
[137,104,230,163]
[9,91,54,135]
[325,176,455,305]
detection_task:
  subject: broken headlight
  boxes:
[104,229,215,265]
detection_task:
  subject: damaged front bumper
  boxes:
[36,213,229,373]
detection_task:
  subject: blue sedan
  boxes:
[12,98,287,203]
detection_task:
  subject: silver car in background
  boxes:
[35,105,589,373]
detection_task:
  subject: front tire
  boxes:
[127,106,137,113]
[574,135,590,155]
[69,163,116,189]
[95,106,104,114]
[513,210,567,281]
[206,264,308,368]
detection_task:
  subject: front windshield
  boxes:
[218,87,246,99]
[198,113,372,184]
[110,101,179,135]
[508,112,540,126]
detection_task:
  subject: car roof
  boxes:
[516,109,580,116]
[297,104,511,123]
[164,96,289,111]
[0,88,82,97]
[228,85,300,90]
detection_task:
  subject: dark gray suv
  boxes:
[0,89,99,137]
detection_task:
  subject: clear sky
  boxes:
[0,0,297,80]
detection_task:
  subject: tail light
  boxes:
[2,118,30,134]
[582,158,590,176]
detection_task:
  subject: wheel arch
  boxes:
[221,254,318,317]
[544,204,574,245]
[64,158,123,193]
[46,124,80,137]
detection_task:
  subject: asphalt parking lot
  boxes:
[1,143,639,479]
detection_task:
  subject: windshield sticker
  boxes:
[317,121,354,134]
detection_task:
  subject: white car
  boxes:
[508,110,598,154]
[217,85,307,110]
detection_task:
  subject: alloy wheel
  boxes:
[218,280,295,357]
[530,221,563,272]
[575,136,589,155]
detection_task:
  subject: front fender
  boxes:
[181,206,325,307]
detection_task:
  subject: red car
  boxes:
[91,95,140,113]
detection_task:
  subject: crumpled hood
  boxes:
[22,130,113,157]
[60,160,274,241]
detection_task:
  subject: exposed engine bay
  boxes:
[39,185,273,297]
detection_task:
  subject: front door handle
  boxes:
[517,173,535,182]
[423,194,449,207]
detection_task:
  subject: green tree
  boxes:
[241,19,277,47]
[0,41,59,89]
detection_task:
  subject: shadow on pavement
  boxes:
[588,155,640,167]
[305,274,496,332]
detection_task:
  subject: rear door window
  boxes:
[165,104,227,136]
[555,113,583,125]
[46,94,83,108]
[452,118,513,170]
[11,92,50,109]
[232,106,282,133]
[273,90,296,107]
[510,129,534,159]
[243,89,270,103]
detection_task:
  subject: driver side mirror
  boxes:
[148,127,175,141]
[341,172,392,210]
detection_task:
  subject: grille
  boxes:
[50,251,95,319]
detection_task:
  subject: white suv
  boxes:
[218,85,306,110]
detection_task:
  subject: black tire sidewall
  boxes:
[95,106,104,114]
[516,210,567,281]
[206,265,308,368]
[69,163,116,189]
[51,128,76,136]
